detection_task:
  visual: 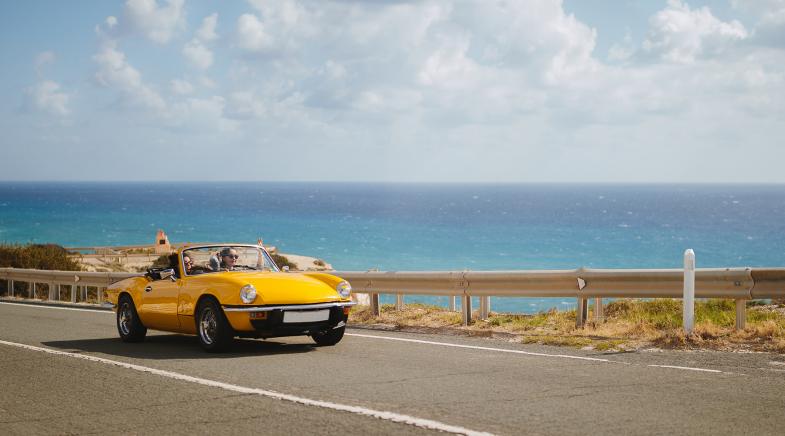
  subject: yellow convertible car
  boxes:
[105,244,355,352]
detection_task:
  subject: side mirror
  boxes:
[282,266,290,272]
[160,269,176,281]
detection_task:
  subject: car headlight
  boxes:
[336,281,351,298]
[240,284,257,304]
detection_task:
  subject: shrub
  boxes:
[0,243,82,271]
[271,253,297,271]
[314,259,326,267]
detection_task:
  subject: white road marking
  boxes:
[0,301,112,314]
[346,333,613,363]
[0,301,730,375]
[647,364,723,373]
[0,339,492,436]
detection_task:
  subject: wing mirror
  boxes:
[160,269,176,281]
[282,266,290,272]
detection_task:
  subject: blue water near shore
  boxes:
[1,182,784,313]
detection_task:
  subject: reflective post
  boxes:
[683,249,695,334]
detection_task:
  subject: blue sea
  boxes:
[2,182,784,313]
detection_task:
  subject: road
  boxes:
[1,301,784,435]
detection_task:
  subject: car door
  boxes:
[137,276,181,331]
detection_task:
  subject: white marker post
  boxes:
[683,249,695,334]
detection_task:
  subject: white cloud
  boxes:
[196,13,219,42]
[28,80,70,116]
[643,0,748,63]
[106,16,118,28]
[124,0,185,44]
[237,13,273,52]
[183,39,213,70]
[170,78,193,95]
[93,42,165,111]
[35,51,56,76]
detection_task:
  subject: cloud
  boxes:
[35,51,56,76]
[170,78,193,95]
[237,13,273,52]
[182,13,219,71]
[642,0,748,63]
[27,80,70,116]
[93,42,165,111]
[197,13,219,42]
[183,39,213,70]
[124,0,185,44]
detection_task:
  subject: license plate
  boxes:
[283,309,329,323]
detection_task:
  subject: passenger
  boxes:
[183,254,194,274]
[219,247,239,271]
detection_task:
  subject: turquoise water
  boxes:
[2,182,784,312]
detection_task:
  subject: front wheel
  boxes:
[196,299,234,352]
[117,295,147,342]
[311,326,345,346]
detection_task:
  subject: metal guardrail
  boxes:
[2,266,784,328]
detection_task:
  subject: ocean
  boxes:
[1,182,784,313]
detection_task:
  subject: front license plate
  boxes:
[283,309,330,323]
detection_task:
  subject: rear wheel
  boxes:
[117,295,147,342]
[311,326,345,346]
[196,299,234,352]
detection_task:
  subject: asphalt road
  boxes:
[1,301,784,435]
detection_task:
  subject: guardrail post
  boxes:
[48,282,55,300]
[593,297,604,321]
[462,295,472,326]
[575,297,588,328]
[448,296,456,312]
[8,279,14,297]
[370,293,380,317]
[71,284,77,303]
[31,282,35,299]
[479,296,490,320]
[683,249,695,334]
[395,294,404,310]
[735,299,746,330]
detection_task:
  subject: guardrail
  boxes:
[2,264,784,329]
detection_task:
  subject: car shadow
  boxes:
[42,334,317,360]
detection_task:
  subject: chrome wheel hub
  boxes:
[199,307,217,345]
[118,303,132,335]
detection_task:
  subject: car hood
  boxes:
[195,271,342,305]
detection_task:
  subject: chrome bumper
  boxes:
[222,301,357,312]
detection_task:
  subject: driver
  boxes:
[219,247,239,271]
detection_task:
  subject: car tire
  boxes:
[117,295,147,343]
[311,326,345,346]
[196,298,235,352]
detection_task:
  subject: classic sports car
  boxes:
[105,244,355,352]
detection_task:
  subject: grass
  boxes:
[348,299,785,353]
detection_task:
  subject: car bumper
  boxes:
[222,301,355,337]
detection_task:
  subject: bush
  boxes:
[0,243,82,271]
[271,253,297,271]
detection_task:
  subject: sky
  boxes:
[0,0,783,183]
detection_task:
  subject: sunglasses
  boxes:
[224,254,239,259]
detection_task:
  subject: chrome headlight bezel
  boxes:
[240,284,257,304]
[336,281,352,298]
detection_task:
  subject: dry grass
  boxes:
[348,300,785,353]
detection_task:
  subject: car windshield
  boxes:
[182,246,279,276]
